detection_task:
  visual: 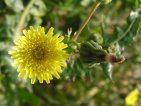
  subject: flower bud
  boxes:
[80,40,125,64]
[80,40,107,64]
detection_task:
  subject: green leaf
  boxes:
[17,87,40,106]
[101,63,113,80]
[30,0,47,17]
[4,0,24,13]
[0,73,5,80]
[104,11,141,46]
[125,0,136,4]
[119,11,140,45]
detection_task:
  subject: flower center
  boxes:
[32,46,45,60]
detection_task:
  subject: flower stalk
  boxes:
[14,0,35,38]
[72,1,101,41]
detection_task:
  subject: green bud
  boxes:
[80,40,107,64]
[80,40,125,65]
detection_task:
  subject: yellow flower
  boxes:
[9,26,68,84]
[125,89,139,106]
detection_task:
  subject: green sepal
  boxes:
[80,40,107,64]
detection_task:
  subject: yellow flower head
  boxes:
[9,26,68,84]
[125,89,139,106]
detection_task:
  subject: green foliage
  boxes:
[101,0,112,5]
[0,0,141,106]
[103,11,141,46]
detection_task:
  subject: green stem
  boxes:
[71,1,101,41]
[14,0,35,38]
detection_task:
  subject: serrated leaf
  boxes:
[104,11,141,46]
[119,11,140,45]
[30,0,47,17]
[101,63,113,80]
[4,0,24,13]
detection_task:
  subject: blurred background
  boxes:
[0,0,141,106]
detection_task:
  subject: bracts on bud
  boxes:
[80,40,125,64]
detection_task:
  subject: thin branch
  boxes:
[71,1,101,41]
[14,0,35,38]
